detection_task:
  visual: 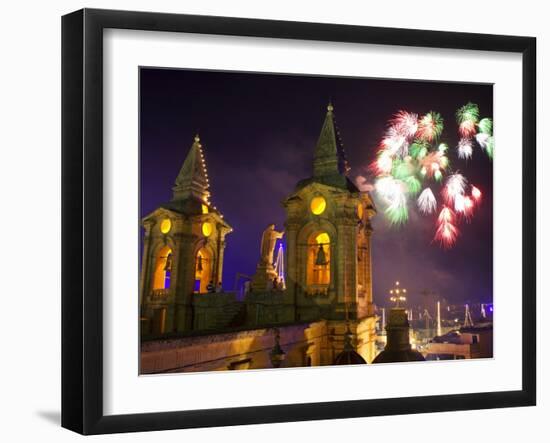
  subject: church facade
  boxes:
[140,104,379,372]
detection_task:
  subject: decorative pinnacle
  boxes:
[327,102,334,112]
[194,134,200,143]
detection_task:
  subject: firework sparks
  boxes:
[385,195,409,225]
[404,175,422,195]
[409,140,428,159]
[417,112,444,142]
[459,120,477,138]
[438,206,454,223]
[391,111,419,138]
[475,132,490,149]
[485,136,494,159]
[443,173,467,205]
[417,188,437,214]
[456,103,480,138]
[372,150,393,175]
[381,130,409,157]
[463,196,475,218]
[371,103,490,248]
[435,206,459,248]
[457,138,473,159]
[375,176,409,225]
[478,117,493,135]
[471,185,482,201]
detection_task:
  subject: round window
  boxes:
[160,218,172,234]
[310,196,327,215]
[202,222,213,237]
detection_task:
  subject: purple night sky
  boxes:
[140,68,493,308]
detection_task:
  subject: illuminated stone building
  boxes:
[283,103,376,322]
[140,104,380,371]
[140,135,233,335]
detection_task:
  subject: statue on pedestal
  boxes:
[251,224,284,292]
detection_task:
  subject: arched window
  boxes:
[306,232,331,294]
[152,245,173,290]
[195,247,213,293]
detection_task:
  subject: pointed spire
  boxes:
[172,134,211,203]
[313,102,350,179]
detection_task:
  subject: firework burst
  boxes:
[390,110,419,138]
[471,185,482,202]
[417,187,437,214]
[478,117,493,135]
[417,112,444,142]
[443,173,467,205]
[475,133,490,149]
[435,206,459,248]
[371,103,490,248]
[457,138,473,159]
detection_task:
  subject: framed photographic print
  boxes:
[62,8,536,435]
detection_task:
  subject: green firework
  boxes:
[478,118,493,135]
[456,102,480,124]
[404,175,422,195]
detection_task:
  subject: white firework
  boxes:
[457,138,473,159]
[391,111,419,138]
[417,187,437,214]
[475,132,490,149]
[443,173,467,204]
[454,194,466,213]
[382,127,409,158]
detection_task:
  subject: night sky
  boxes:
[140,68,493,308]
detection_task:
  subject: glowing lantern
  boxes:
[160,218,172,234]
[202,222,213,237]
[310,196,327,215]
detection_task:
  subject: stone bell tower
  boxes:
[140,135,233,335]
[282,104,376,322]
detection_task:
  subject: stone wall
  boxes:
[141,321,328,373]
[141,316,378,373]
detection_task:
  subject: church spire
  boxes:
[172,134,211,203]
[313,102,349,179]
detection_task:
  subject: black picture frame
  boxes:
[62,8,537,435]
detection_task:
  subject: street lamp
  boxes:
[389,280,407,308]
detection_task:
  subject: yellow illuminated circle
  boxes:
[202,222,213,237]
[310,196,327,215]
[160,218,172,234]
[357,203,364,219]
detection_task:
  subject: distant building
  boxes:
[140,104,378,371]
[423,324,493,360]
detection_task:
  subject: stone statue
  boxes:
[259,224,284,267]
[251,224,284,292]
